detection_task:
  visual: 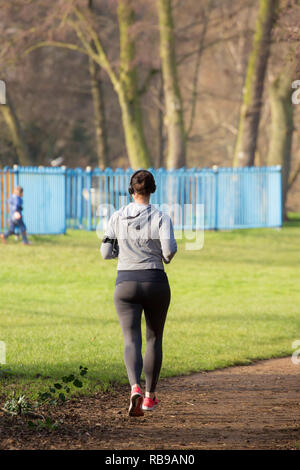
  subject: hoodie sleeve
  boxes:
[100,213,119,260]
[159,213,177,264]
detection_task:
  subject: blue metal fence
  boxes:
[65,166,282,231]
[0,166,66,235]
[0,165,282,234]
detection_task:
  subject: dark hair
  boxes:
[129,170,156,196]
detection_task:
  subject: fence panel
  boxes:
[0,166,66,235]
[1,166,282,234]
[65,166,282,231]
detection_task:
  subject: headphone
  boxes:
[128,169,156,195]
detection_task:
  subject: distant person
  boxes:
[101,170,177,417]
[1,186,30,245]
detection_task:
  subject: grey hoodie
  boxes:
[100,202,177,271]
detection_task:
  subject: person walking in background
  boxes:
[1,186,30,245]
[100,170,177,417]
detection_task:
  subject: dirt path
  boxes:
[1,357,300,450]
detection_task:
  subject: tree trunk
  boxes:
[233,0,278,167]
[88,0,109,169]
[89,57,109,168]
[157,71,165,168]
[267,58,295,220]
[0,92,32,166]
[117,0,151,169]
[157,0,186,169]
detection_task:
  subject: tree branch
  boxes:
[72,6,120,91]
[25,41,88,57]
[176,33,251,66]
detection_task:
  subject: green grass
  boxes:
[1,219,300,399]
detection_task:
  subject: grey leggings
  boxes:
[114,281,171,393]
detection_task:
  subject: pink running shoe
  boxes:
[128,386,144,417]
[142,396,159,411]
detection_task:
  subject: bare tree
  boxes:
[267,55,296,219]
[25,0,152,169]
[157,0,186,169]
[267,0,300,217]
[0,91,32,166]
[233,0,279,167]
[117,0,151,169]
[88,0,109,168]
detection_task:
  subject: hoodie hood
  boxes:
[118,203,158,239]
[121,201,150,221]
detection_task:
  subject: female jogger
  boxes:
[100,169,177,416]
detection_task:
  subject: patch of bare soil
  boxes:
[0,357,300,450]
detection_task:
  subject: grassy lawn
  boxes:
[1,219,300,398]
